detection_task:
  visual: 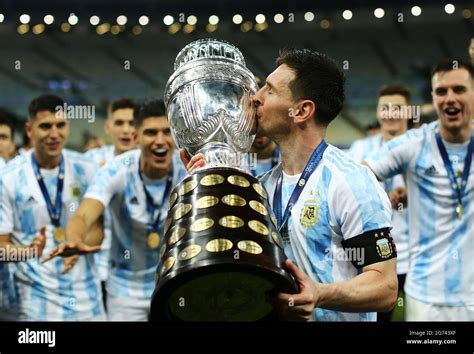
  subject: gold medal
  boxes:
[206,239,233,253]
[178,179,198,196]
[190,218,214,232]
[147,232,160,249]
[54,227,65,243]
[253,183,267,199]
[222,194,246,207]
[237,240,263,255]
[178,244,202,261]
[248,220,269,236]
[200,174,225,186]
[219,215,244,228]
[456,203,463,220]
[197,195,219,209]
[227,175,250,188]
[249,200,268,216]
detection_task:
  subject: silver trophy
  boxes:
[165,38,258,170]
[151,39,296,321]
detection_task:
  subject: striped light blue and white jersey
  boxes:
[348,133,409,274]
[0,262,18,320]
[365,122,474,306]
[85,145,116,282]
[85,145,115,167]
[0,157,5,169]
[0,149,104,321]
[84,149,186,300]
[260,144,393,321]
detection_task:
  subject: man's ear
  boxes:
[292,100,316,124]
[104,119,110,135]
[25,121,32,140]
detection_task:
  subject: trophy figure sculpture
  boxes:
[150,39,297,321]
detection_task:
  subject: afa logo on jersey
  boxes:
[300,191,321,227]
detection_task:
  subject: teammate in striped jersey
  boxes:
[46,100,186,321]
[365,59,474,321]
[250,134,280,177]
[0,111,16,168]
[0,95,105,321]
[184,48,398,321]
[348,84,411,321]
[85,98,137,302]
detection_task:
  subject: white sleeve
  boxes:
[0,174,14,235]
[330,167,393,241]
[347,139,366,162]
[84,162,123,207]
[364,131,420,181]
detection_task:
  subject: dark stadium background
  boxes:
[0,0,472,149]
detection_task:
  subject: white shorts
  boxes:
[106,293,150,321]
[406,294,474,321]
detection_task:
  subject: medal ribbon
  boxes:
[435,129,473,219]
[31,153,65,228]
[138,160,174,233]
[273,140,328,235]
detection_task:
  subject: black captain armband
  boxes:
[340,228,397,269]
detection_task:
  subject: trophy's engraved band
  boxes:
[197,195,219,209]
[219,215,244,228]
[167,227,187,246]
[200,174,225,186]
[237,240,263,255]
[206,239,233,253]
[161,256,176,275]
[179,244,202,261]
[179,180,198,196]
[190,217,214,232]
[222,194,246,207]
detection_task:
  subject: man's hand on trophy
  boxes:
[180,148,206,173]
[272,259,320,321]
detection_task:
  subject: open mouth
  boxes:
[119,137,132,145]
[444,107,461,118]
[151,148,168,160]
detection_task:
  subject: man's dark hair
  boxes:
[379,84,411,103]
[28,94,64,120]
[431,58,474,79]
[108,97,136,115]
[276,48,345,126]
[0,109,16,139]
[133,100,167,128]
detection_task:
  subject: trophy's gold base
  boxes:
[150,167,297,321]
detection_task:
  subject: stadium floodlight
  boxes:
[274,14,284,23]
[117,15,127,25]
[0,14,4,23]
[68,14,78,25]
[255,14,265,24]
[20,14,31,24]
[187,15,197,25]
[444,4,455,14]
[304,12,315,22]
[411,6,422,16]
[139,16,149,26]
[209,15,219,25]
[90,16,100,26]
[342,10,353,20]
[163,15,174,26]
[374,8,385,18]
[232,14,243,24]
[44,15,54,25]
